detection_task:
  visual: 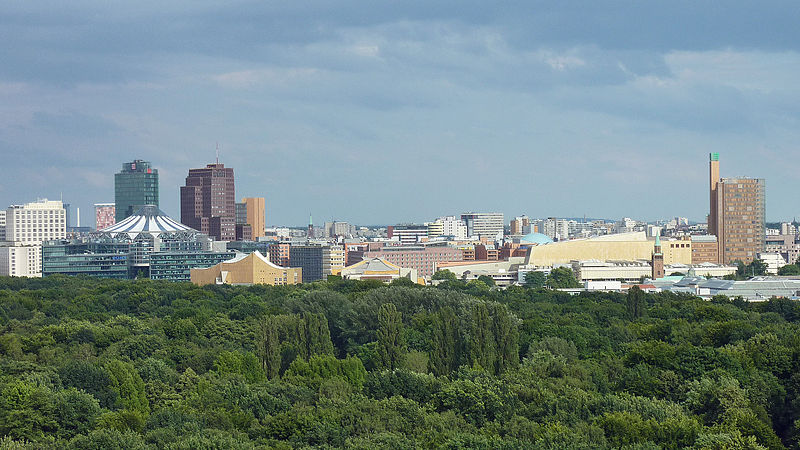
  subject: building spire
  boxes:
[216,142,219,164]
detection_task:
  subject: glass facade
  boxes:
[227,240,270,254]
[115,160,159,222]
[42,240,130,279]
[149,251,233,282]
[290,245,324,282]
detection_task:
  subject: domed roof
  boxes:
[99,205,195,238]
[520,232,553,245]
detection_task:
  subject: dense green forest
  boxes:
[1,274,800,449]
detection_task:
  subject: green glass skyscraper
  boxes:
[115,160,159,222]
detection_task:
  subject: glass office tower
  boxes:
[115,160,159,222]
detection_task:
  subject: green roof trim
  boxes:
[710,152,719,161]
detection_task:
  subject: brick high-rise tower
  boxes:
[708,153,766,264]
[180,163,236,241]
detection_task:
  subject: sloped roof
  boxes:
[343,257,402,274]
[221,251,285,270]
[100,205,194,238]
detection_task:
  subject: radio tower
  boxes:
[307,213,314,238]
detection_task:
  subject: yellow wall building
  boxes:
[243,197,266,239]
[524,232,692,267]
[191,251,301,286]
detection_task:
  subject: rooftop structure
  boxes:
[115,160,159,222]
[180,163,236,241]
[335,257,419,284]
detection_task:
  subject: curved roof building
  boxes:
[100,205,194,239]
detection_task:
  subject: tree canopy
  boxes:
[0,274,798,448]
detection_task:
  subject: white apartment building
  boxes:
[0,245,41,277]
[542,218,570,241]
[1,199,66,277]
[0,210,5,241]
[431,216,468,240]
[461,212,504,240]
[6,199,67,244]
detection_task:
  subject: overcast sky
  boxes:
[1,1,799,227]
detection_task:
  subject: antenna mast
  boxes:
[216,142,219,164]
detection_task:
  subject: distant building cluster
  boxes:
[2,152,799,300]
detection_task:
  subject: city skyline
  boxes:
[1,3,799,225]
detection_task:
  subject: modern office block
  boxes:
[180,163,236,241]
[115,160,159,222]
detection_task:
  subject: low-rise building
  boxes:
[0,244,42,277]
[336,257,419,283]
[572,260,652,283]
[365,244,463,279]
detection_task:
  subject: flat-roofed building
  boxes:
[691,235,719,264]
[269,242,291,267]
[0,244,42,277]
[243,197,265,239]
[94,203,116,230]
[715,177,766,264]
[388,224,428,244]
[2,199,67,277]
[150,251,234,281]
[708,154,766,264]
[461,212,504,239]
[191,251,301,286]
[572,260,652,283]
[115,160,159,222]
[365,245,463,279]
[289,244,344,282]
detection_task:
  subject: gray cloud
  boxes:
[1,2,799,225]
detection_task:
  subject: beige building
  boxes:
[523,232,692,267]
[243,197,265,239]
[335,257,420,284]
[323,245,345,277]
[715,177,766,264]
[708,153,766,264]
[191,251,301,286]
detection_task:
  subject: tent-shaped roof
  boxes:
[100,205,194,238]
[343,257,402,274]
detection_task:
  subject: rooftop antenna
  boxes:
[216,142,219,164]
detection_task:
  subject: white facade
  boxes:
[572,260,652,282]
[461,213,504,240]
[758,252,788,275]
[6,199,67,244]
[434,216,468,240]
[542,218,570,241]
[2,199,66,277]
[0,244,42,277]
[323,245,345,276]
